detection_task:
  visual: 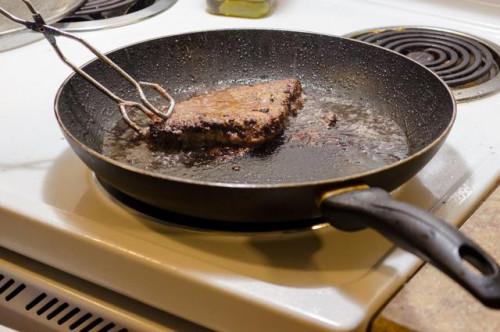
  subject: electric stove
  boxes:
[1,0,499,331]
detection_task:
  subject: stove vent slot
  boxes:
[0,275,26,303]
[57,307,80,325]
[1,271,129,331]
[5,283,26,301]
[47,302,69,320]
[0,277,15,294]
[25,292,47,310]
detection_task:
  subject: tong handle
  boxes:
[0,0,175,135]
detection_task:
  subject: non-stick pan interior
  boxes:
[56,29,454,185]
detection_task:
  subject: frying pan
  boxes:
[54,29,500,307]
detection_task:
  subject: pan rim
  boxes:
[54,28,457,190]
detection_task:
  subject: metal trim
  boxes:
[56,0,177,32]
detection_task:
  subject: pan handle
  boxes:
[320,187,500,308]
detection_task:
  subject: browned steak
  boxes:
[149,79,303,148]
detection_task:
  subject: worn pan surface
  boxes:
[55,30,500,307]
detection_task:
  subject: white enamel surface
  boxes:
[0,0,499,331]
[365,0,500,34]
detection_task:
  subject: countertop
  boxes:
[372,184,500,332]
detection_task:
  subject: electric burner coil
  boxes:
[346,27,500,101]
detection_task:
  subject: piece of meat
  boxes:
[322,112,337,128]
[149,79,303,148]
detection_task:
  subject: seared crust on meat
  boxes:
[149,79,303,148]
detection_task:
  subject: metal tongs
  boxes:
[0,0,175,135]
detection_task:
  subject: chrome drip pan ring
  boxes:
[345,26,500,102]
[56,0,177,32]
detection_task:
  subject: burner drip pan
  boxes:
[57,0,177,32]
[345,27,500,101]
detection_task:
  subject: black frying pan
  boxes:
[54,29,500,307]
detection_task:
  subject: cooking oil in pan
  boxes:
[102,86,409,184]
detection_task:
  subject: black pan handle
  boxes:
[320,187,500,308]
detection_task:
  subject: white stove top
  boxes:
[1,0,499,331]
